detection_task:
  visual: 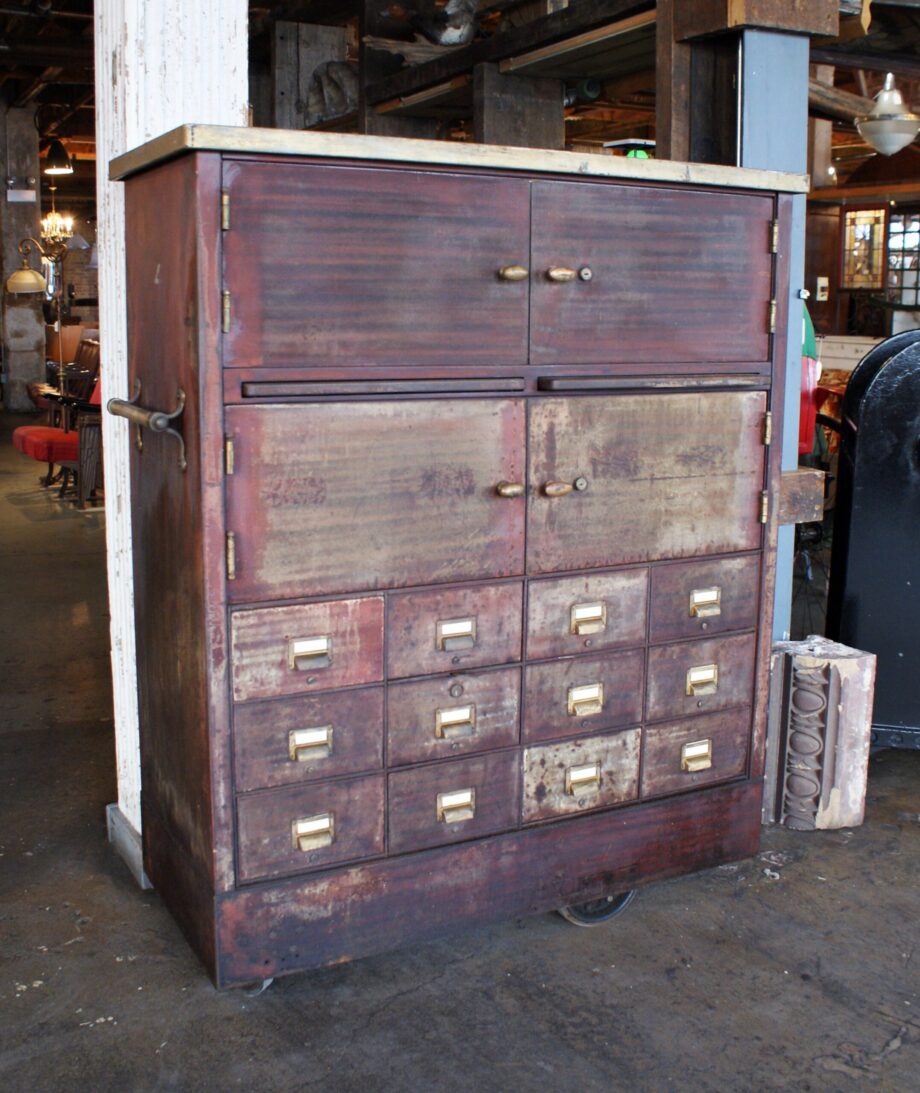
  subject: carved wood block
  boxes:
[763,636,876,829]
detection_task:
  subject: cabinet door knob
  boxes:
[497,265,529,282]
[496,480,525,498]
[546,266,577,283]
[543,480,574,497]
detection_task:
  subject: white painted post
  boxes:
[94,1,248,885]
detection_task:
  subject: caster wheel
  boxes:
[558,889,637,927]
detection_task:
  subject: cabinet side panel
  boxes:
[125,155,220,969]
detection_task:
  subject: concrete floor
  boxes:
[1,413,918,1093]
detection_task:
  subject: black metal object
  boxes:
[826,330,920,749]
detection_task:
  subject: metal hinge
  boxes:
[221,189,230,231]
[762,410,773,446]
[759,491,770,524]
[222,289,231,333]
[226,531,236,581]
[224,435,235,476]
[768,299,777,334]
[769,219,779,253]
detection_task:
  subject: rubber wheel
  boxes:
[558,889,637,927]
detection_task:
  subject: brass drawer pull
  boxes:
[436,617,476,652]
[565,762,601,797]
[435,703,477,740]
[497,264,529,282]
[546,266,577,283]
[288,635,332,671]
[288,725,333,762]
[681,738,713,773]
[571,601,607,636]
[544,480,574,497]
[686,663,719,696]
[292,813,334,852]
[437,787,476,824]
[496,480,525,498]
[568,682,604,717]
[689,587,722,619]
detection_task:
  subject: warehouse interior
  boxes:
[1,1,919,1088]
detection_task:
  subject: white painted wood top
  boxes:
[110,124,810,193]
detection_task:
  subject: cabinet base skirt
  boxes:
[211,780,761,989]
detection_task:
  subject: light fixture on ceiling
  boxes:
[43,138,73,175]
[41,184,74,243]
[855,72,920,156]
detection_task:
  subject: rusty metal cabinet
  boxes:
[112,128,799,987]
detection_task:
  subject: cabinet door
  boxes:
[225,399,525,601]
[222,161,530,369]
[530,181,774,365]
[527,392,766,574]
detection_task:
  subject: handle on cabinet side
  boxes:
[107,378,187,470]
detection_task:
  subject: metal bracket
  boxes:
[107,378,187,471]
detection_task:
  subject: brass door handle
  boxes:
[498,265,529,282]
[544,481,574,497]
[546,266,577,283]
[496,480,525,498]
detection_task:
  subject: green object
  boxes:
[626,149,650,159]
[803,302,817,359]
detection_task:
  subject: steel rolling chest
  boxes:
[110,126,805,987]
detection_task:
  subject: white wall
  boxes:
[94,1,248,864]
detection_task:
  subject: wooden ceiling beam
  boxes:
[811,46,920,80]
[808,76,873,121]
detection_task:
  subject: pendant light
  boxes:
[44,138,74,176]
[855,73,920,157]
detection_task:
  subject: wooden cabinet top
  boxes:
[110,123,809,194]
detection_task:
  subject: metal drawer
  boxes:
[646,633,756,724]
[641,710,751,797]
[526,568,648,660]
[522,729,641,822]
[649,555,760,643]
[236,773,385,882]
[387,751,520,855]
[230,596,384,702]
[233,686,384,792]
[388,667,520,767]
[387,581,523,679]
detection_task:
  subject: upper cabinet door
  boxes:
[224,399,525,602]
[530,181,775,366]
[221,161,531,369]
[527,392,767,575]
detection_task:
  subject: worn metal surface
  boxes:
[388,667,521,767]
[526,392,767,574]
[648,555,761,643]
[224,400,526,601]
[522,730,641,822]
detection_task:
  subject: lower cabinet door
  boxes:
[236,773,385,882]
[387,751,520,854]
[522,730,641,822]
[387,667,521,767]
[640,710,750,798]
[523,649,644,743]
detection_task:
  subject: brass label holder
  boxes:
[568,682,604,717]
[686,664,719,697]
[435,704,477,740]
[681,738,713,773]
[565,762,602,797]
[288,725,333,762]
[292,813,335,852]
[571,601,607,635]
[689,587,721,619]
[288,635,332,671]
[436,617,477,652]
[437,787,476,824]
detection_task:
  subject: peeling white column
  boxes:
[95,2,248,879]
